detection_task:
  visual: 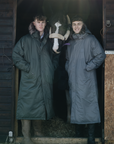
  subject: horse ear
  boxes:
[64,15,71,40]
[49,27,51,35]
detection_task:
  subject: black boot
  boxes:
[88,124,95,144]
[75,124,84,137]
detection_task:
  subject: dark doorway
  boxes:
[16,0,103,138]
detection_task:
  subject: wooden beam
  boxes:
[14,68,19,137]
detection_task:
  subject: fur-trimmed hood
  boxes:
[28,22,49,38]
[28,22,37,35]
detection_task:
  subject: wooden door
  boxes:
[103,0,114,143]
[0,0,17,142]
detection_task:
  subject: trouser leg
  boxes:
[65,90,71,123]
[75,124,84,137]
[87,124,95,144]
[32,120,44,137]
[21,120,34,144]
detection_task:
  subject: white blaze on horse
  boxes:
[49,14,71,53]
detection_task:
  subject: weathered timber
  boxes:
[0,35,13,41]
[0,0,16,140]
[0,48,12,56]
[103,0,106,50]
[0,72,12,80]
[0,27,13,34]
[0,111,11,119]
[0,88,12,96]
[106,27,114,33]
[14,68,19,137]
[0,80,12,87]
[0,65,12,72]
[106,34,114,42]
[0,127,11,135]
[106,10,114,19]
[0,0,13,4]
[0,57,12,64]
[0,19,13,26]
[0,104,11,111]
[0,41,13,49]
[0,96,12,103]
[0,11,13,18]
[106,3,114,10]
[106,43,114,49]
[0,120,11,127]
[0,4,13,10]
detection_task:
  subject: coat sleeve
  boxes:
[12,37,30,72]
[86,37,106,71]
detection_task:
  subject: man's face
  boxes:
[33,19,46,33]
[72,21,83,34]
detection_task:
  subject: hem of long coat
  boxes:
[17,118,46,120]
[16,117,54,120]
[70,121,101,124]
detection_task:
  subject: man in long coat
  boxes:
[65,16,106,144]
[12,15,59,144]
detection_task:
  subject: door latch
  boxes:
[106,20,111,27]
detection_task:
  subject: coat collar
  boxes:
[28,22,48,39]
[28,22,49,49]
[72,28,91,40]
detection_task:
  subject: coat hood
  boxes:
[28,22,37,35]
[28,22,49,40]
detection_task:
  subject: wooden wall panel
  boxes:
[0,72,12,80]
[0,111,12,119]
[0,57,12,64]
[0,80,12,87]
[0,35,13,40]
[0,104,12,111]
[0,0,16,141]
[103,0,114,50]
[0,41,13,49]
[0,27,13,34]
[0,127,12,135]
[0,48,12,56]
[0,19,13,26]
[0,96,12,103]
[0,88,12,96]
[0,120,11,127]
[0,4,13,10]
[0,11,13,18]
[104,0,114,142]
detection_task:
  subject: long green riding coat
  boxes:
[12,23,59,120]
